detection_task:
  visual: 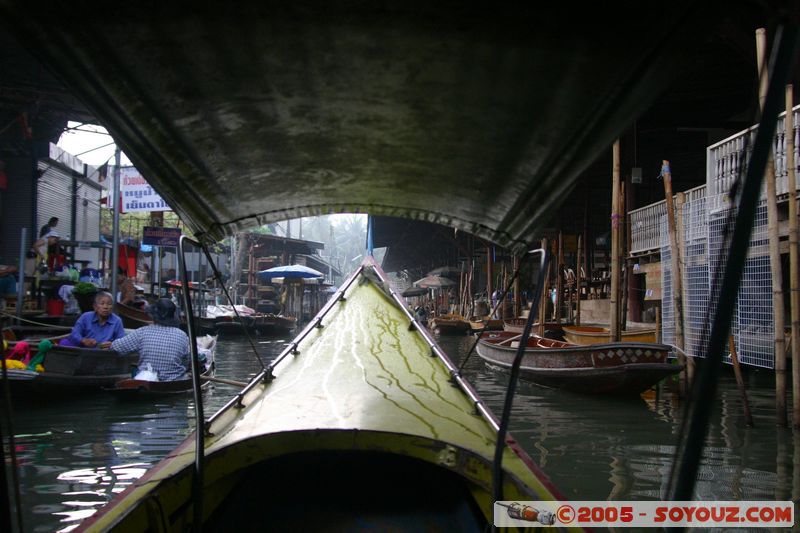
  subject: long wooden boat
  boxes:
[428,313,470,334]
[503,318,568,340]
[3,343,139,394]
[77,260,568,531]
[206,313,297,336]
[468,315,504,333]
[476,330,680,395]
[562,324,656,345]
[106,335,218,399]
[114,302,152,329]
[2,324,71,345]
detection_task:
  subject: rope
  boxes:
[0,309,73,330]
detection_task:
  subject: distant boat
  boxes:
[562,325,657,345]
[468,315,504,333]
[503,318,567,340]
[428,313,470,334]
[114,302,152,329]
[476,330,680,395]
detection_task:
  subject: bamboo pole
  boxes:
[513,254,521,318]
[663,159,687,394]
[675,192,695,382]
[201,375,248,388]
[610,140,622,341]
[655,305,661,344]
[538,238,548,336]
[786,85,799,428]
[757,28,787,426]
[556,231,563,324]
[620,181,628,331]
[729,335,754,426]
[576,235,582,325]
[487,245,494,315]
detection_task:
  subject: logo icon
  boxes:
[556,504,576,524]
[497,502,555,525]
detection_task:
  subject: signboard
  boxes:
[142,226,181,247]
[120,166,170,212]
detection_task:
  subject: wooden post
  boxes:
[576,235,582,325]
[610,140,622,341]
[675,192,695,382]
[556,231,563,324]
[786,84,800,428]
[538,238,548,336]
[729,335,754,426]
[757,27,787,426]
[486,244,494,317]
[663,159,687,394]
[620,181,628,331]
[655,305,661,344]
[513,254,521,318]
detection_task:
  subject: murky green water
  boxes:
[2,332,798,531]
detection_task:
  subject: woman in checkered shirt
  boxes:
[111,298,190,381]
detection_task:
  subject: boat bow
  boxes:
[80,259,568,530]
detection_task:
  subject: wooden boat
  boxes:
[476,330,680,395]
[468,315,504,333]
[77,260,565,531]
[2,343,139,394]
[2,324,70,345]
[428,313,470,334]
[204,306,297,336]
[562,324,657,345]
[503,318,567,340]
[114,302,152,329]
[106,335,218,399]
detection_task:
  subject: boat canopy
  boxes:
[0,2,741,250]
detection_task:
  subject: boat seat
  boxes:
[205,451,487,532]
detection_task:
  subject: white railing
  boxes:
[631,104,799,254]
[629,185,706,255]
[706,103,800,209]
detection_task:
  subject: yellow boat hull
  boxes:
[563,325,656,345]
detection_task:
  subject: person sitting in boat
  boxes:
[62,291,126,348]
[117,266,144,308]
[111,298,190,382]
[414,305,428,325]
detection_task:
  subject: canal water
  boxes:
[3,332,798,531]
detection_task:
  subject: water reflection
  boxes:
[4,331,798,530]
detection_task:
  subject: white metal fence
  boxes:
[661,198,774,368]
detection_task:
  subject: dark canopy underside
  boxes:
[1,1,727,251]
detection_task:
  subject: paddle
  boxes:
[200,375,248,388]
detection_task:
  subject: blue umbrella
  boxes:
[258,264,325,280]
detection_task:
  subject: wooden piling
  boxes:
[556,231,563,324]
[757,27,787,426]
[513,254,521,318]
[663,159,687,394]
[576,234,582,325]
[610,140,622,341]
[539,238,548,336]
[729,335,754,427]
[786,85,799,428]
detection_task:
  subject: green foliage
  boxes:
[73,281,98,295]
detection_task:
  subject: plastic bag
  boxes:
[134,363,159,381]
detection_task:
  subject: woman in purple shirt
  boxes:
[65,291,126,348]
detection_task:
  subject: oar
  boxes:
[200,375,248,388]
[497,334,522,346]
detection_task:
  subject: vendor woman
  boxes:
[63,291,126,348]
